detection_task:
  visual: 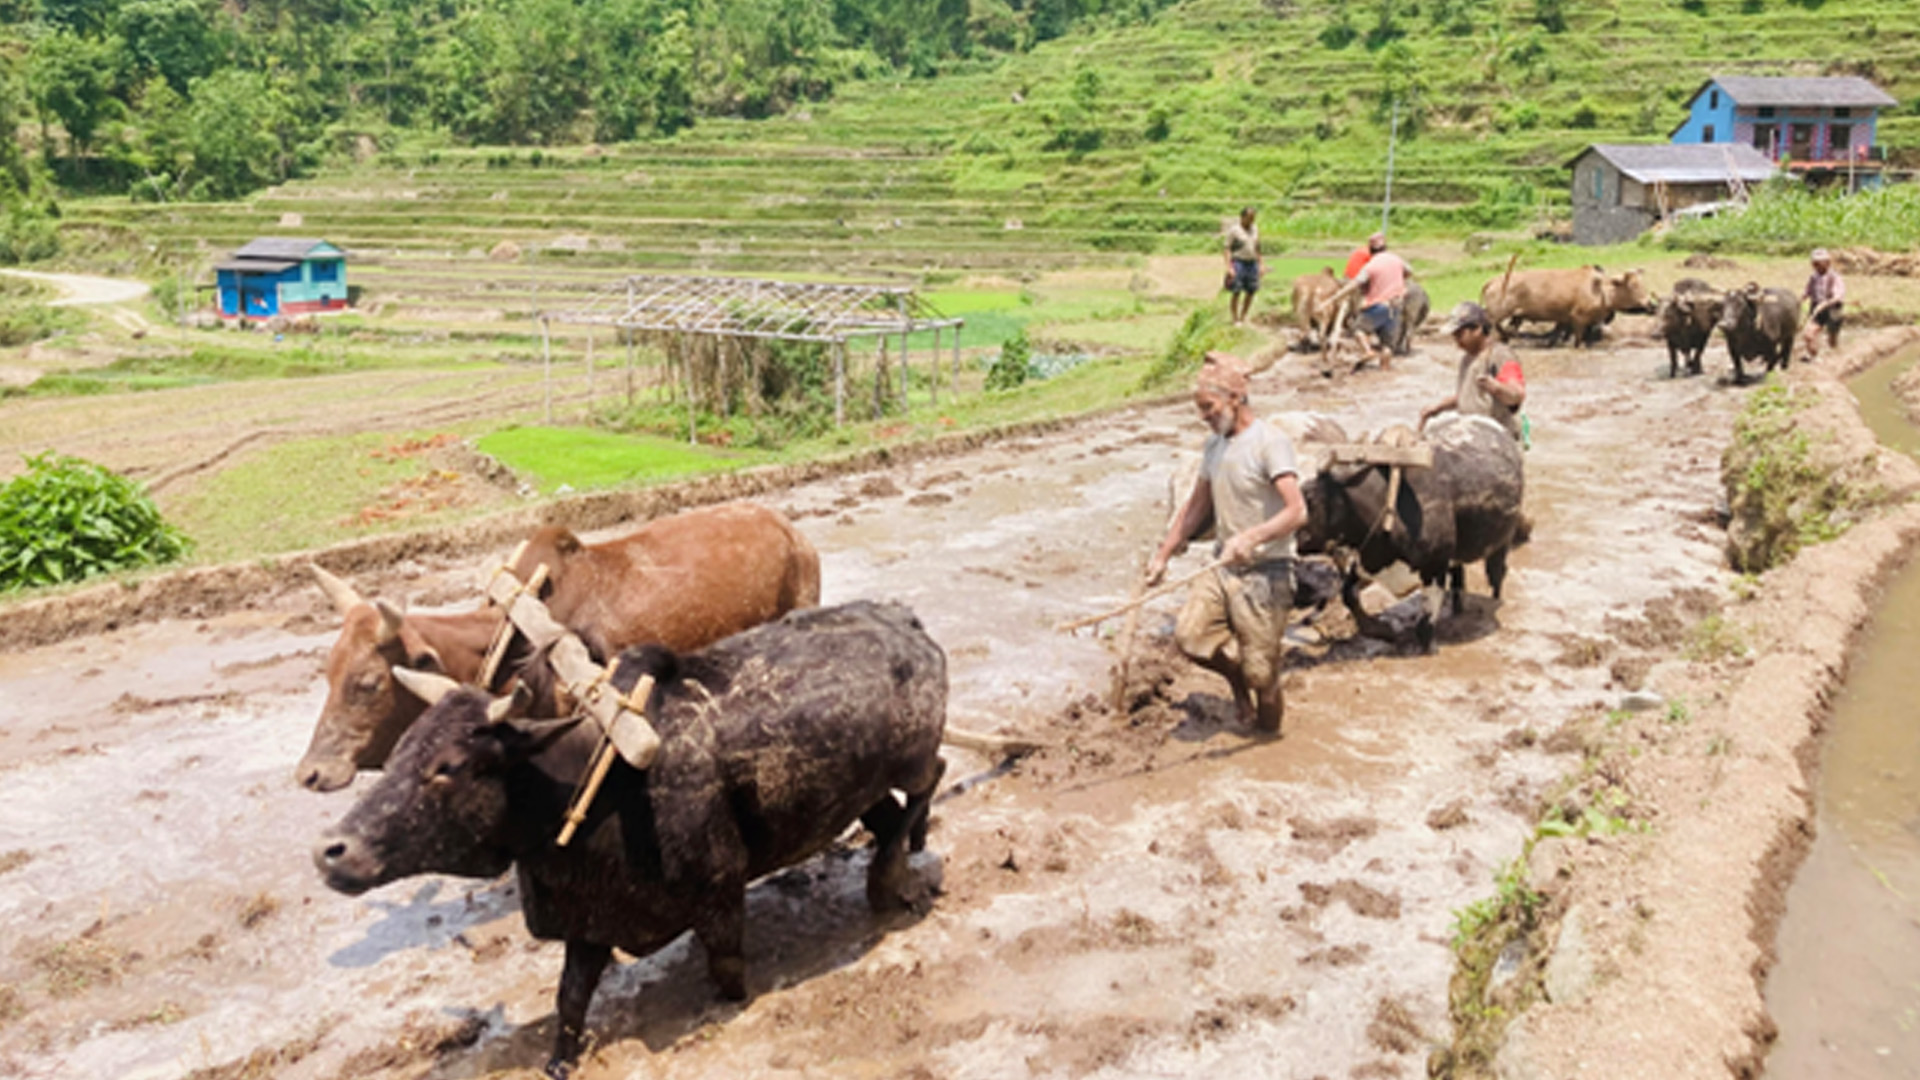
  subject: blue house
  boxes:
[1671,75,1897,190]
[214,238,349,319]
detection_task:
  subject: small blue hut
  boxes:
[214,238,348,319]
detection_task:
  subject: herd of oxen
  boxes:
[1292,262,1808,384]
[294,410,1538,1074]
[279,254,1818,1075]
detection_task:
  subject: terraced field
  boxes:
[57,0,1920,310]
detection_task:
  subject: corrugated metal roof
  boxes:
[1569,143,1779,184]
[1706,75,1897,108]
[231,237,344,261]
[214,257,300,272]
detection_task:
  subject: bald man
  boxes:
[1147,352,1306,734]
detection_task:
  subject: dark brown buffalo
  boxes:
[1298,415,1525,619]
[1658,277,1723,379]
[1717,283,1800,384]
[1388,280,1430,357]
[296,502,821,791]
[313,601,947,1078]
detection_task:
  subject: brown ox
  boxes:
[295,502,821,792]
[1480,266,1652,347]
[1290,268,1345,350]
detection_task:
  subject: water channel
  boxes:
[1765,346,1920,1078]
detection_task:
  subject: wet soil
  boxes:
[0,333,1745,1079]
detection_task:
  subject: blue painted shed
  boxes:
[214,238,349,319]
[1671,75,1897,190]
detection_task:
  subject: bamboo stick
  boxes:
[1055,558,1227,633]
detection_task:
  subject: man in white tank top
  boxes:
[1147,352,1307,733]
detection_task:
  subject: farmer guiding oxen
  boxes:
[1799,248,1845,362]
[1323,234,1413,371]
[1146,352,1306,734]
[1420,302,1526,443]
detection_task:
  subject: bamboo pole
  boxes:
[930,327,940,406]
[1056,558,1228,633]
[833,341,846,426]
[540,317,552,424]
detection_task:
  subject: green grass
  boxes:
[166,432,456,563]
[477,426,765,493]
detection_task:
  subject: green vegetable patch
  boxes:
[478,426,764,494]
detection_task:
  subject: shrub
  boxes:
[986,329,1032,391]
[0,453,190,591]
[1137,306,1235,390]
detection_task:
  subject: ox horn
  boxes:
[485,683,536,723]
[374,598,407,645]
[310,564,364,615]
[392,666,460,705]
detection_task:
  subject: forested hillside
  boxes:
[8,0,1920,267]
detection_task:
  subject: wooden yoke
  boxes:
[468,546,660,846]
[478,540,546,689]
[1324,440,1432,540]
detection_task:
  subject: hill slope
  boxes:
[66,0,1920,280]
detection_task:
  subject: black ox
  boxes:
[1718,283,1800,384]
[1299,415,1526,627]
[313,601,948,1078]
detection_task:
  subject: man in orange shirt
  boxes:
[1345,232,1383,281]
[1326,234,1411,370]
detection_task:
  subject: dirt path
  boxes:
[0,270,151,308]
[0,333,1746,1079]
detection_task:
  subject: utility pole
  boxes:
[1381,98,1401,236]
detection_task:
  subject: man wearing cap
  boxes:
[1325,234,1411,370]
[1421,301,1526,441]
[1800,249,1846,362]
[1345,232,1384,282]
[1147,352,1306,734]
[1223,208,1265,327]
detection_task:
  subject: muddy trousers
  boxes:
[1174,560,1293,732]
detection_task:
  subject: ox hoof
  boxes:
[544,1057,574,1080]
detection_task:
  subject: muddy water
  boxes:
[1764,348,1920,1078]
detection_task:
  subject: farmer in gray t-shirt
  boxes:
[1148,352,1306,734]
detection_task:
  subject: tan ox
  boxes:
[1291,269,1346,349]
[1480,267,1652,347]
[296,503,821,791]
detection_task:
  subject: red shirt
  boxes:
[1345,247,1372,280]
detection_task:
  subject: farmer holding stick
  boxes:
[1146,352,1306,734]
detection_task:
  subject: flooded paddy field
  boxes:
[0,334,1750,1079]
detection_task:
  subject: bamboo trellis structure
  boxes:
[536,274,966,435]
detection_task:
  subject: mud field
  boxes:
[0,333,1749,1079]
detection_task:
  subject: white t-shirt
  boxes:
[1200,417,1300,562]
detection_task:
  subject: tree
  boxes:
[117,0,223,93]
[26,31,120,172]
[185,68,281,198]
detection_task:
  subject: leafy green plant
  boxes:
[1136,306,1235,390]
[0,453,190,591]
[985,329,1032,391]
